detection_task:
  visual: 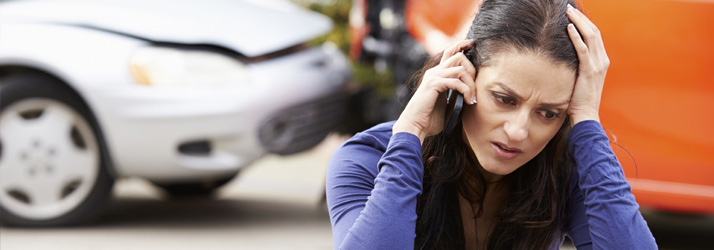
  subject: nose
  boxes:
[503,112,529,142]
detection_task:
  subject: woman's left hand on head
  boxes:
[566,4,610,127]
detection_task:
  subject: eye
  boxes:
[493,93,516,106]
[537,110,561,120]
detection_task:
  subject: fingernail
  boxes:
[568,23,575,30]
[567,4,573,9]
[472,96,478,104]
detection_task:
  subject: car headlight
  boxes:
[129,46,249,86]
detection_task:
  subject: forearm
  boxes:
[327,132,423,249]
[568,120,656,249]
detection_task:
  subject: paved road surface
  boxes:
[1,134,713,249]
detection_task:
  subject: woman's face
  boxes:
[462,49,575,180]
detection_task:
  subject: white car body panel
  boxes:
[0,0,350,182]
[0,0,332,57]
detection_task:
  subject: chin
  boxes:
[475,152,523,176]
[483,163,519,176]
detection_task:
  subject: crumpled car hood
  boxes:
[0,0,332,57]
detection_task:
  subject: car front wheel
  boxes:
[0,73,114,227]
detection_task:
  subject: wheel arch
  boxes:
[0,65,118,179]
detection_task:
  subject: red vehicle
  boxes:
[350,0,714,214]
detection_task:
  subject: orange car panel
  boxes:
[586,0,714,214]
[405,0,480,40]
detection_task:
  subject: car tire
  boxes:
[0,73,114,227]
[153,174,237,198]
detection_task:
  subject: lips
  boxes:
[491,142,522,160]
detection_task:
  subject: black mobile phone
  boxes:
[443,89,464,135]
[443,48,475,136]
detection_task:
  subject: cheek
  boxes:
[461,101,500,150]
[462,100,495,131]
[529,123,563,153]
[461,104,485,151]
[469,92,507,129]
[461,93,512,141]
[461,105,479,139]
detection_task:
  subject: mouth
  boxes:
[491,142,522,160]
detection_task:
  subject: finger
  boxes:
[441,40,476,63]
[425,66,473,84]
[566,5,597,34]
[432,78,473,102]
[437,55,478,103]
[428,66,475,102]
[567,23,590,68]
[566,5,603,49]
[567,6,610,70]
[570,11,608,67]
[440,52,477,78]
[440,40,473,63]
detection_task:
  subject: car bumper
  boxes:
[89,44,351,182]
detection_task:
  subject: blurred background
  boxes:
[1,0,713,249]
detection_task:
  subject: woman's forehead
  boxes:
[480,50,576,102]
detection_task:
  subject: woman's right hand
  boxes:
[393,40,478,144]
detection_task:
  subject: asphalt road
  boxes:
[1,134,713,249]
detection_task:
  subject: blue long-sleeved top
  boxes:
[326,120,656,249]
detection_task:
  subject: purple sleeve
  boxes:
[326,131,423,250]
[564,168,593,249]
[566,120,657,249]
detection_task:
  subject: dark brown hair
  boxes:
[413,0,579,249]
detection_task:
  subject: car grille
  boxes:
[258,93,347,155]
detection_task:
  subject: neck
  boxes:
[477,163,505,184]
[459,175,509,250]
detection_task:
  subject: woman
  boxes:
[326,0,657,249]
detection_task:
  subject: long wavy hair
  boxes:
[413,0,579,249]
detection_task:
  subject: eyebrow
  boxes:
[494,82,570,109]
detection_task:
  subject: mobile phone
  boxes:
[443,48,475,135]
[443,89,464,135]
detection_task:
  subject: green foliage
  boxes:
[292,0,396,98]
[351,62,396,98]
[302,0,351,53]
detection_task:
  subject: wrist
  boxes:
[393,121,426,145]
[570,113,600,127]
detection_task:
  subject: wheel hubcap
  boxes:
[0,98,99,220]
